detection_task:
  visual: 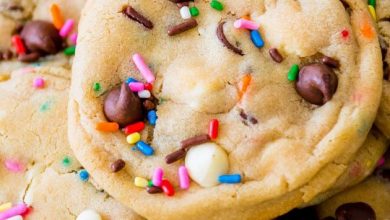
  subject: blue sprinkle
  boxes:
[218,174,242,184]
[126,77,138,84]
[147,110,157,126]
[250,30,264,48]
[79,169,89,182]
[136,141,154,156]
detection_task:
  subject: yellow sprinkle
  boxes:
[134,177,148,188]
[0,202,12,212]
[0,74,10,82]
[368,5,377,21]
[127,132,141,145]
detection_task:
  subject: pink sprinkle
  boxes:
[33,77,45,88]
[152,167,163,187]
[69,33,78,45]
[0,203,28,220]
[4,159,24,173]
[377,157,385,168]
[178,166,190,189]
[132,53,155,83]
[129,82,145,92]
[234,19,259,30]
[59,19,74,38]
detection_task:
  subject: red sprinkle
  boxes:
[209,119,219,139]
[144,83,153,91]
[123,121,145,135]
[11,35,26,55]
[341,29,349,39]
[161,179,175,197]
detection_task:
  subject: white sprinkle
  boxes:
[138,90,151,99]
[180,6,192,19]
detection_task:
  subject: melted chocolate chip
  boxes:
[20,20,63,55]
[18,52,40,63]
[123,6,153,29]
[168,18,198,36]
[104,83,144,127]
[216,22,244,56]
[335,202,376,220]
[295,63,338,105]
[111,159,126,172]
[269,48,283,63]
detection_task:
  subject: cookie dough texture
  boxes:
[69,0,382,219]
[316,156,390,220]
[376,0,390,138]
[0,67,142,220]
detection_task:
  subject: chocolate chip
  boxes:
[123,6,153,29]
[335,202,376,220]
[180,134,210,150]
[269,48,283,63]
[111,159,126,172]
[168,18,198,36]
[18,52,40,63]
[20,20,63,55]
[147,186,163,194]
[104,83,144,127]
[216,21,244,56]
[295,63,338,105]
[320,56,340,68]
[165,149,186,164]
[143,99,156,111]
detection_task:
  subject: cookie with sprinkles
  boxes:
[68,0,382,219]
[0,66,143,219]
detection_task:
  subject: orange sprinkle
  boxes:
[361,20,374,40]
[96,122,119,132]
[238,74,252,100]
[50,4,64,29]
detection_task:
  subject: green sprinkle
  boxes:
[190,6,199,17]
[368,0,376,8]
[62,156,71,167]
[64,46,76,56]
[39,101,51,112]
[287,64,299,81]
[210,0,223,11]
[148,180,153,187]
[93,82,101,92]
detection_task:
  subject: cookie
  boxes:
[0,0,85,67]
[69,0,382,219]
[316,149,390,220]
[375,0,390,138]
[0,66,143,220]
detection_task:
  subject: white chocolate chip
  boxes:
[76,209,102,220]
[180,6,191,19]
[185,142,229,187]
